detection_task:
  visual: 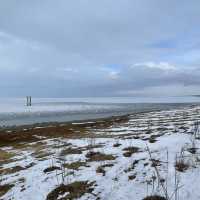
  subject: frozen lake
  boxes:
[0,96,199,127]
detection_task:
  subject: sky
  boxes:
[0,0,200,97]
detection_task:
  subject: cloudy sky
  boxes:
[0,0,200,97]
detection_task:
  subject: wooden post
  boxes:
[26,96,32,106]
[26,96,28,106]
[30,96,32,106]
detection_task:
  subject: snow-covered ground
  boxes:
[1,106,200,200]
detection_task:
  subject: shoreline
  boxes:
[0,102,198,130]
[0,103,197,132]
[0,104,197,146]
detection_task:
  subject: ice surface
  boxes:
[0,97,199,126]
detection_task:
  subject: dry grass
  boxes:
[187,147,198,154]
[43,166,61,173]
[128,174,136,181]
[124,160,139,173]
[175,160,189,172]
[60,147,82,156]
[83,144,104,151]
[0,165,25,175]
[63,161,89,170]
[96,166,106,176]
[150,159,161,167]
[96,163,114,176]
[0,114,129,147]
[46,181,95,200]
[0,150,15,161]
[0,184,14,198]
[113,143,122,147]
[143,195,166,200]
[86,151,116,162]
[123,147,140,157]
[149,137,157,143]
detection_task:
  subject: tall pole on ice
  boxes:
[26,96,32,106]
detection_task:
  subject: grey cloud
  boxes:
[0,0,200,97]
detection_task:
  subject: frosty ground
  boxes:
[1,105,200,200]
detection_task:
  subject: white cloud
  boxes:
[133,62,176,71]
[57,67,79,73]
[108,71,120,80]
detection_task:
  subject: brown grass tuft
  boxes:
[46,181,95,200]
[175,160,189,172]
[143,195,166,200]
[0,184,14,197]
[86,151,116,162]
[123,147,140,157]
[43,166,61,173]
